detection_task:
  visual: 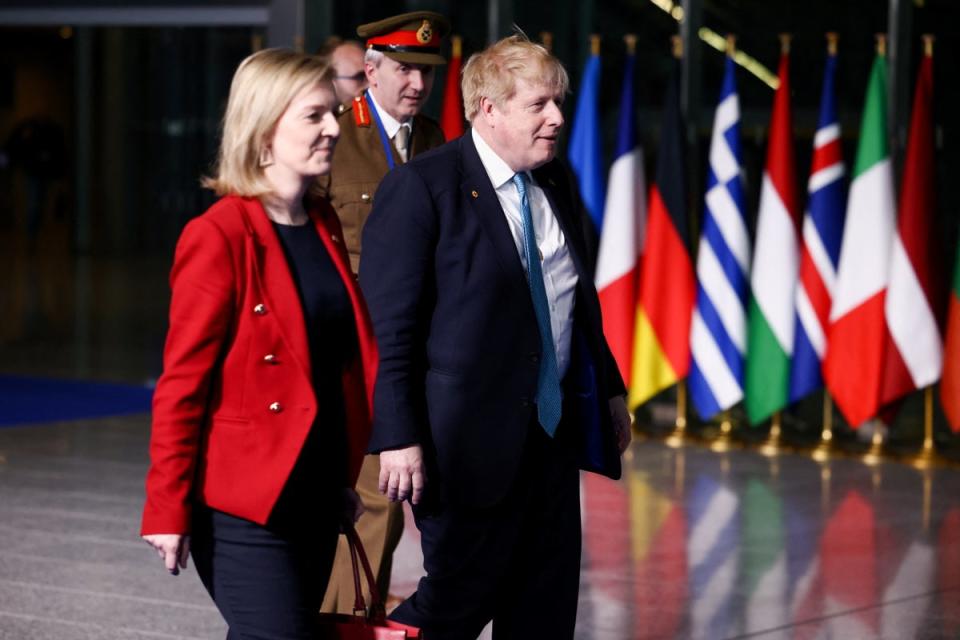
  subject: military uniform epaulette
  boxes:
[345,94,371,128]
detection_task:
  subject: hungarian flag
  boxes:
[745,46,800,424]
[791,42,846,404]
[823,51,895,426]
[942,242,960,431]
[439,35,464,141]
[881,47,943,407]
[596,47,645,383]
[568,46,605,230]
[628,54,694,408]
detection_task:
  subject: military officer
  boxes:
[319,11,451,614]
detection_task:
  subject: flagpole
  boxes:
[862,419,886,466]
[811,390,835,462]
[908,385,940,469]
[710,410,736,452]
[666,381,688,448]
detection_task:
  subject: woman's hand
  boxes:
[340,487,365,529]
[142,534,190,576]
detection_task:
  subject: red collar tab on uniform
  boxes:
[366,24,441,50]
[352,95,371,128]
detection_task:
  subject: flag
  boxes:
[879,536,935,638]
[629,54,695,409]
[440,35,464,141]
[823,51,895,426]
[790,43,846,403]
[568,49,605,230]
[745,47,800,424]
[881,48,942,407]
[596,49,645,383]
[689,55,750,420]
[942,242,960,431]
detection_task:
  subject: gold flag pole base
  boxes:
[710,412,736,453]
[861,423,885,467]
[665,381,689,449]
[759,413,784,457]
[811,390,836,462]
[906,386,940,470]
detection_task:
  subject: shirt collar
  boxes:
[367,90,410,139]
[471,128,527,191]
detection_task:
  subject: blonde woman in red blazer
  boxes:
[140,49,377,638]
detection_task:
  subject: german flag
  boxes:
[628,47,695,409]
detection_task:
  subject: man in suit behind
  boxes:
[318,12,450,615]
[358,35,632,639]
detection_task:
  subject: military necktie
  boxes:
[512,172,562,437]
[394,124,411,163]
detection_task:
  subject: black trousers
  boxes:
[389,422,582,640]
[191,504,340,640]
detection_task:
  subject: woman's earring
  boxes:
[259,147,273,167]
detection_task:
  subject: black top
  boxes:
[269,220,358,529]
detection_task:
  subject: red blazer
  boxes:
[141,195,378,535]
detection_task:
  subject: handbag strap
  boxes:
[343,524,387,621]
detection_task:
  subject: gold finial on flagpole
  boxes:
[451,35,462,58]
[875,33,887,57]
[624,34,637,55]
[251,33,264,52]
[671,35,683,59]
[590,34,601,57]
[779,33,792,55]
[922,34,935,58]
[725,34,737,57]
[539,31,553,53]
[826,32,839,56]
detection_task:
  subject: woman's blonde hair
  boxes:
[460,35,569,123]
[203,48,333,196]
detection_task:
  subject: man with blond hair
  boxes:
[358,35,632,638]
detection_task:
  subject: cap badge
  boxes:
[416,20,433,44]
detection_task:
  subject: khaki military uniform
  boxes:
[318,94,446,273]
[320,93,446,614]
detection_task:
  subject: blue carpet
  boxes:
[0,375,154,427]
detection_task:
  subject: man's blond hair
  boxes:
[203,48,333,197]
[460,35,568,123]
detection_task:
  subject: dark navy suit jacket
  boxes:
[358,133,625,508]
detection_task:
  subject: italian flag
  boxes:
[745,46,799,425]
[942,244,960,431]
[823,50,895,427]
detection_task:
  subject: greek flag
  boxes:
[689,55,750,419]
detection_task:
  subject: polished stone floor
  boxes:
[1,415,959,639]
[3,234,960,638]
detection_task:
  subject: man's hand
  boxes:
[609,396,632,454]
[142,533,190,576]
[379,445,426,504]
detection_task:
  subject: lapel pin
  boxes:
[471,190,479,198]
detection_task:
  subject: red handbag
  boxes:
[318,525,423,639]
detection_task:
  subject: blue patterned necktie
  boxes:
[512,172,562,437]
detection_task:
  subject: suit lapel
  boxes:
[240,198,312,383]
[458,134,531,301]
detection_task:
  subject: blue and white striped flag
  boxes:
[689,55,750,419]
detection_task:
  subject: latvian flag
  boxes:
[880,41,943,408]
[689,52,750,419]
[628,50,694,409]
[790,39,846,404]
[823,46,895,426]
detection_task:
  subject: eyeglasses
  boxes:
[334,72,366,83]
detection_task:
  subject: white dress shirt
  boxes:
[367,90,412,156]
[471,127,579,377]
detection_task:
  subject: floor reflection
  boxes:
[391,442,960,639]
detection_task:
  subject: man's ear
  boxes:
[478,95,497,126]
[364,61,377,86]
